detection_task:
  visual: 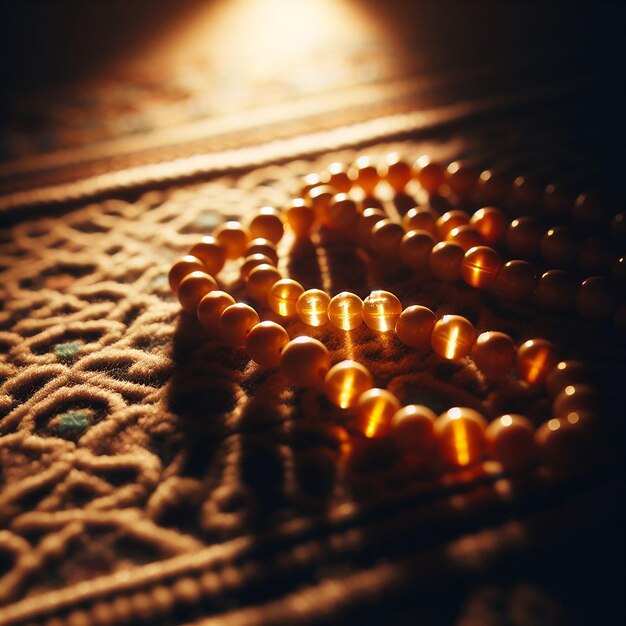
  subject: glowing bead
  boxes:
[435,407,486,467]
[328,292,363,330]
[540,226,578,267]
[429,241,465,282]
[168,255,205,293]
[476,170,509,204]
[546,361,590,398]
[505,216,542,259]
[245,238,279,265]
[280,336,331,387]
[241,254,275,280]
[357,207,387,249]
[354,388,401,438]
[447,225,484,252]
[543,183,573,221]
[350,156,380,194]
[296,289,331,326]
[370,220,405,257]
[248,207,284,244]
[361,290,402,332]
[436,210,470,239]
[382,154,412,192]
[535,270,576,311]
[395,305,436,349]
[553,384,599,417]
[460,246,503,288]
[324,360,373,409]
[219,303,260,347]
[516,338,558,386]
[413,156,445,194]
[246,264,282,302]
[470,206,507,244]
[285,199,315,237]
[178,271,218,314]
[494,260,537,301]
[309,185,335,227]
[446,162,479,198]
[301,173,323,197]
[575,276,617,321]
[214,221,249,260]
[327,194,359,230]
[268,279,304,318]
[470,331,516,376]
[189,236,226,276]
[325,162,352,192]
[431,315,476,360]
[400,230,436,270]
[485,414,536,470]
[511,175,542,210]
[391,404,436,454]
[245,321,290,368]
[402,206,439,236]
[197,290,236,333]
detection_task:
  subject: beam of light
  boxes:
[365,396,386,438]
[445,324,460,360]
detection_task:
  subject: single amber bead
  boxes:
[370,220,405,257]
[546,360,590,399]
[245,321,290,368]
[476,170,509,204]
[297,289,331,326]
[309,185,335,227]
[245,238,279,265]
[395,305,436,349]
[461,246,503,288]
[248,207,284,244]
[447,225,484,252]
[470,331,516,377]
[178,271,218,314]
[494,260,537,301]
[268,278,304,318]
[543,183,573,221]
[285,199,315,237]
[197,290,236,333]
[400,230,436,270]
[168,255,205,293]
[470,207,507,244]
[572,192,609,231]
[325,162,352,193]
[361,290,402,332]
[540,226,578,267]
[511,175,542,210]
[391,404,436,454]
[328,292,363,330]
[505,216,542,259]
[429,241,465,282]
[240,254,275,280]
[350,156,380,194]
[436,210,470,239]
[575,276,617,321]
[280,336,331,387]
[357,207,387,249]
[553,384,599,417]
[402,206,439,236]
[324,360,374,409]
[485,414,536,470]
[354,388,401,438]
[535,270,577,311]
[445,162,479,198]
[413,156,445,194]
[431,315,476,360]
[214,221,249,260]
[327,194,359,230]
[219,303,260,347]
[382,154,412,192]
[578,236,614,275]
[246,264,282,302]
[189,236,226,276]
[516,338,558,386]
[435,407,486,467]
[301,173,323,197]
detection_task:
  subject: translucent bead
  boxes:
[470,207,507,244]
[168,255,205,293]
[445,162,479,198]
[300,173,323,197]
[353,388,401,438]
[429,241,465,282]
[197,290,236,333]
[543,183,573,221]
[511,174,542,210]
[446,225,484,252]
[516,338,558,386]
[325,162,352,193]
[246,264,282,302]
[535,270,576,311]
[413,156,445,194]
[219,303,260,347]
[328,292,363,330]
[391,404,436,454]
[546,360,589,398]
[280,336,331,387]
[540,226,578,267]
[395,305,436,349]
[470,331,516,376]
[296,289,331,326]
[436,210,470,239]
[460,245,503,288]
[431,315,476,360]
[370,219,405,257]
[485,414,536,470]
[240,254,275,280]
[245,321,290,368]
[575,276,617,321]
[324,360,373,409]
[400,230,436,270]
[494,260,537,301]
[435,407,486,467]
[362,290,402,331]
[350,156,380,194]
[214,221,249,260]
[178,271,218,314]
[245,238,279,265]
[505,216,542,259]
[553,384,599,417]
[476,170,509,204]
[327,193,359,230]
[402,206,439,236]
[309,185,335,227]
[268,279,304,318]
[248,207,284,244]
[382,154,412,192]
[285,199,315,237]
[189,236,226,276]
[357,207,387,249]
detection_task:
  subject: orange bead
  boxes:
[445,162,479,198]
[535,270,576,311]
[516,338,558,386]
[214,221,249,260]
[535,416,585,472]
[189,236,226,276]
[391,404,436,454]
[240,254,275,280]
[400,230,436,270]
[219,303,260,347]
[296,289,331,326]
[246,264,282,302]
[446,225,484,252]
[362,290,402,332]
[357,207,387,249]
[370,220,405,257]
[268,279,304,318]
[429,241,465,282]
[327,194,359,230]
[245,321,290,368]
[245,238,279,265]
[395,305,436,349]
[431,315,476,360]
[324,360,373,408]
[197,290,236,333]
[382,154,412,192]
[248,207,284,244]
[300,173,323,197]
[402,206,439,236]
[511,175,542,210]
[540,226,578,267]
[309,185,335,227]
[575,276,617,321]
[470,331,516,376]
[485,414,536,470]
[413,156,445,194]
[353,388,401,438]
[328,292,363,330]
[470,207,507,244]
[285,199,315,237]
[178,271,218,314]
[505,216,542,259]
[436,210,470,239]
[476,170,509,204]
[350,156,380,194]
[325,162,352,193]
[553,384,599,417]
[494,260,537,301]
[280,336,331,387]
[546,360,590,399]
[435,407,486,467]
[460,245,503,288]
[168,255,205,294]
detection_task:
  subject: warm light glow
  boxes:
[445,324,460,360]
[526,348,548,384]
[364,398,387,438]
[452,419,470,466]
[501,415,513,427]
[567,412,580,425]
[338,370,356,409]
[547,418,560,431]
